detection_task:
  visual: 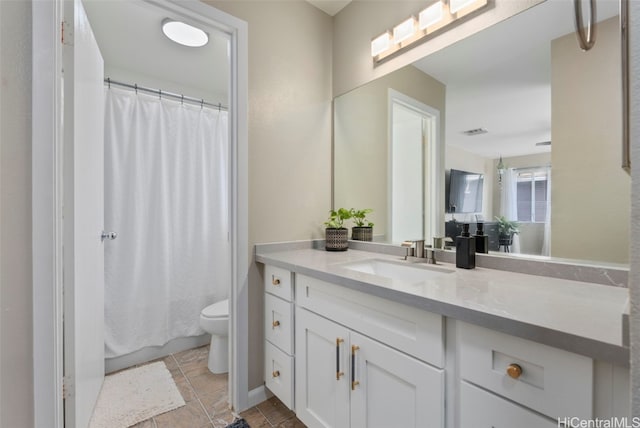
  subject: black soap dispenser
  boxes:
[475,222,489,254]
[456,223,476,269]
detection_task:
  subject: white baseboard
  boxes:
[247,384,273,408]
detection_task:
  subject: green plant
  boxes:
[324,208,351,229]
[350,208,374,227]
[495,215,519,236]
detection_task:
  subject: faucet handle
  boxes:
[401,241,415,259]
[402,239,425,258]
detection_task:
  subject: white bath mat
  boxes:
[89,361,186,428]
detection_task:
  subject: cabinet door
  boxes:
[295,308,350,428]
[350,332,444,428]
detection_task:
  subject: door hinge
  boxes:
[61,20,74,46]
[62,375,73,400]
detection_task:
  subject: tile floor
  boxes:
[128,345,306,428]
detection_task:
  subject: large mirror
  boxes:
[334,0,629,265]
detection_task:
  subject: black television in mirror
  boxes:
[446,169,484,213]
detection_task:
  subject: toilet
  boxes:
[199,299,229,374]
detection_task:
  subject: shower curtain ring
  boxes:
[159,89,162,100]
[107,77,111,89]
[201,99,204,109]
[134,84,138,94]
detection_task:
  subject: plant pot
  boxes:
[498,233,514,246]
[325,228,348,251]
[351,226,373,242]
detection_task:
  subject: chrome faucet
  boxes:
[401,239,437,264]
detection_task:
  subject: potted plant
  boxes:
[324,208,351,251]
[350,208,374,241]
[495,215,519,250]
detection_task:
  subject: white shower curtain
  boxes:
[104,87,230,358]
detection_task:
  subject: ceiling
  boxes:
[306,0,352,16]
[413,0,619,159]
[83,0,229,104]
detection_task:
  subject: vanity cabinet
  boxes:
[261,261,629,428]
[263,265,295,410]
[295,306,444,428]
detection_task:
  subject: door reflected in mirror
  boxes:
[333,0,629,265]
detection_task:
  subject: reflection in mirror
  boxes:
[333,0,629,265]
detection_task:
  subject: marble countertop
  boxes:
[256,246,629,365]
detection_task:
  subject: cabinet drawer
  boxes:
[265,341,294,410]
[459,322,593,419]
[296,274,444,367]
[460,381,556,428]
[264,265,293,302]
[264,293,293,354]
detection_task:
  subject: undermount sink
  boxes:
[339,259,454,283]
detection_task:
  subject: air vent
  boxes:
[462,128,488,136]
[536,141,551,146]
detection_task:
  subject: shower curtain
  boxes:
[104,87,230,358]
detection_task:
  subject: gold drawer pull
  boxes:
[272,370,280,378]
[272,320,280,328]
[271,275,281,286]
[336,338,345,380]
[351,345,360,390]
[507,363,523,379]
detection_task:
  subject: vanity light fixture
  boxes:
[419,2,444,30]
[371,32,391,57]
[162,19,209,47]
[393,17,417,44]
[449,0,479,14]
[371,0,488,63]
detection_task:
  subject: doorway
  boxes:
[31,1,248,426]
[388,89,442,244]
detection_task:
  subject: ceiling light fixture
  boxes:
[162,19,209,47]
[371,0,488,63]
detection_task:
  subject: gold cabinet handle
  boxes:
[507,363,523,379]
[336,338,344,380]
[351,345,360,390]
[271,275,281,286]
[272,320,280,328]
[272,370,280,378]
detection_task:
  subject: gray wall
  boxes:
[0,0,34,426]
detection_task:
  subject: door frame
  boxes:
[387,89,444,244]
[32,1,249,425]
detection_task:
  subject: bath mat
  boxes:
[89,361,185,428]
[226,418,251,428]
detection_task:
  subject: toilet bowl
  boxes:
[199,299,229,374]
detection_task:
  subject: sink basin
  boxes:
[339,259,454,283]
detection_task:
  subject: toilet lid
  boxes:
[202,299,229,319]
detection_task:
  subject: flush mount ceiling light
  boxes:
[371,0,487,63]
[162,19,209,47]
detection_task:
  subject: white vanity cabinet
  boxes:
[294,274,445,428]
[260,261,629,428]
[263,265,295,410]
[295,308,444,428]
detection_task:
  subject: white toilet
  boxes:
[199,299,229,374]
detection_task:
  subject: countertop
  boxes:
[256,246,629,365]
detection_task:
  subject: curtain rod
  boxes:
[104,78,228,111]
